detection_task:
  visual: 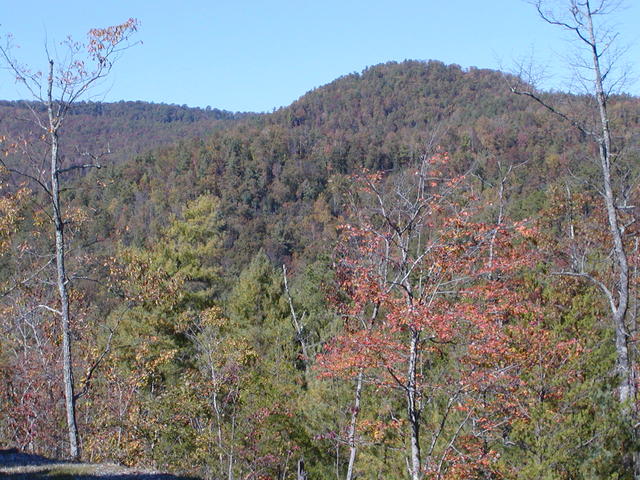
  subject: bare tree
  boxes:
[512,0,639,475]
[0,19,138,459]
[282,264,310,370]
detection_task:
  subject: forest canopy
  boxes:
[1,3,640,478]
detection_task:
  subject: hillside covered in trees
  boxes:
[1,27,640,480]
[0,100,246,167]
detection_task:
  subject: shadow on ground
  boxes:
[0,449,200,479]
[0,449,65,467]
[0,474,199,480]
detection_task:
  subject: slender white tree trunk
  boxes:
[520,3,638,475]
[585,6,635,409]
[345,367,363,480]
[407,328,421,480]
[583,6,637,476]
[47,60,79,460]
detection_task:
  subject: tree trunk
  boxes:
[586,8,633,402]
[584,7,637,477]
[407,328,421,480]
[48,60,79,460]
[297,458,307,480]
[345,367,363,480]
[283,265,309,371]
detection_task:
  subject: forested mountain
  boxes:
[2,58,640,479]
[0,100,246,167]
[84,61,639,268]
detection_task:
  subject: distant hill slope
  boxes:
[84,60,637,269]
[6,60,640,272]
[0,100,250,167]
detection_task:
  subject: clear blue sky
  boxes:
[1,0,638,112]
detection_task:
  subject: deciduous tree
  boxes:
[0,19,138,459]
[513,1,640,474]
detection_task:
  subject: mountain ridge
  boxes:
[69,60,637,271]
